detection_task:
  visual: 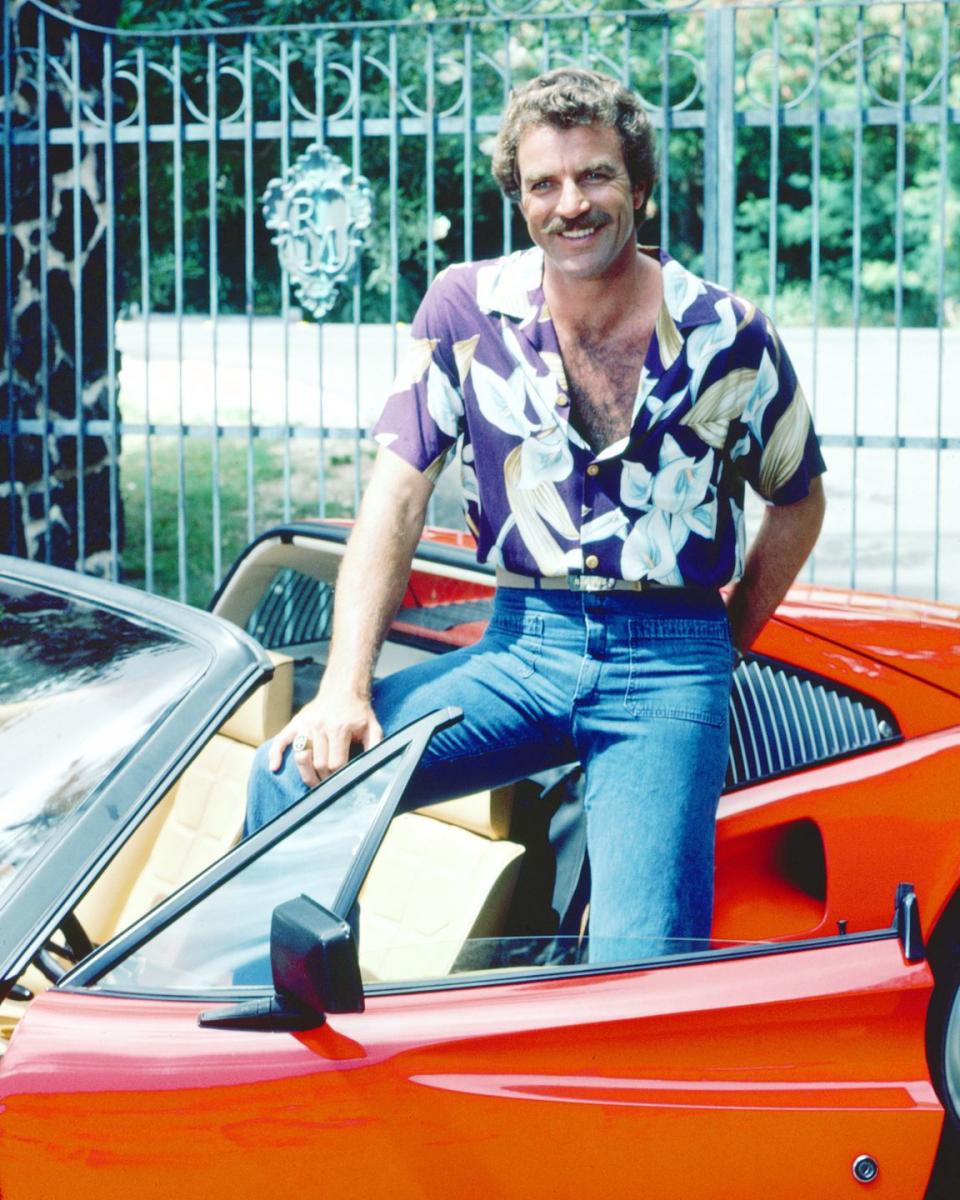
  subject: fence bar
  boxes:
[891,6,908,594]
[388,26,400,374]
[38,14,51,561]
[103,34,119,581]
[17,103,960,146]
[2,2,16,552]
[933,1,950,599]
[703,6,733,282]
[207,35,222,587]
[501,19,512,255]
[425,26,437,285]
[850,7,865,589]
[314,32,327,517]
[70,29,86,568]
[808,6,823,581]
[463,26,474,262]
[22,422,944,452]
[423,26,438,529]
[136,42,154,593]
[352,26,363,511]
[718,7,736,289]
[173,37,187,602]
[659,14,671,253]
[243,35,256,541]
[767,7,780,317]
[280,35,292,523]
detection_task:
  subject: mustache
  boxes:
[542,210,613,235]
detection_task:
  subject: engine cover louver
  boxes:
[726,656,899,791]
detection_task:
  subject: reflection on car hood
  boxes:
[776,585,960,698]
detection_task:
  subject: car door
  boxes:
[0,715,944,1200]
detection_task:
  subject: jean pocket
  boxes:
[488,612,544,679]
[624,617,732,725]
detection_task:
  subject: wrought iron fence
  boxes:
[2,0,959,605]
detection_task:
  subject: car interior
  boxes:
[0,546,534,1049]
[0,528,905,1052]
[0,658,530,1050]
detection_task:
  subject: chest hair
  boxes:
[559,324,651,452]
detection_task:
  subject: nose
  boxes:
[555,176,589,219]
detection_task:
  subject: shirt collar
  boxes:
[656,250,724,329]
[476,249,544,323]
[479,245,723,330]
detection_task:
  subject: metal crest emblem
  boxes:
[262,144,373,319]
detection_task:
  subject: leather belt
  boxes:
[495,567,674,593]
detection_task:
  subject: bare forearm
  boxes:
[322,471,430,700]
[271,448,432,781]
[727,477,825,652]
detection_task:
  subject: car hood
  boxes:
[775,585,960,698]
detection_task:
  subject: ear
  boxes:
[632,185,646,212]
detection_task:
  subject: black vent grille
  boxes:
[245,570,334,648]
[726,656,899,791]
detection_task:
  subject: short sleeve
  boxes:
[727,317,826,505]
[372,276,465,483]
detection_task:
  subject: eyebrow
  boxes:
[580,159,619,175]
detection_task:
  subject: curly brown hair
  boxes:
[491,67,657,217]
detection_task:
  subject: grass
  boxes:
[121,435,373,607]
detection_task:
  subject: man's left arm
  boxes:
[725,475,825,654]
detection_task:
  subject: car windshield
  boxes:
[0,580,210,900]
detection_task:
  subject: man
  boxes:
[247,67,825,963]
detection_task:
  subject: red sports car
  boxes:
[1,520,959,1199]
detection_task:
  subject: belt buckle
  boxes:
[569,574,617,592]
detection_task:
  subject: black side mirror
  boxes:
[272,894,365,1016]
[199,895,363,1032]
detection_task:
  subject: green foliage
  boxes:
[119,1,412,31]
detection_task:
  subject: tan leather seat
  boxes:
[76,653,294,943]
[358,787,524,983]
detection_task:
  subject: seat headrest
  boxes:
[414,785,514,841]
[220,652,294,746]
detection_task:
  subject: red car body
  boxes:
[1,525,959,1199]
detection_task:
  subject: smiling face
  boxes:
[517,122,645,286]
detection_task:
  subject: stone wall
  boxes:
[1,0,122,574]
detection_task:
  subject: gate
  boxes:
[2,0,959,604]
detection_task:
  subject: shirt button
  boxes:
[555,393,567,407]
[585,554,599,570]
[586,464,600,476]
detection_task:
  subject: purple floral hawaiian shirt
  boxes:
[373,247,825,586]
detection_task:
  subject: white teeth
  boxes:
[560,228,595,239]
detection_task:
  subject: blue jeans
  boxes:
[246,586,734,964]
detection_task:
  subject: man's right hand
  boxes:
[269,693,384,789]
